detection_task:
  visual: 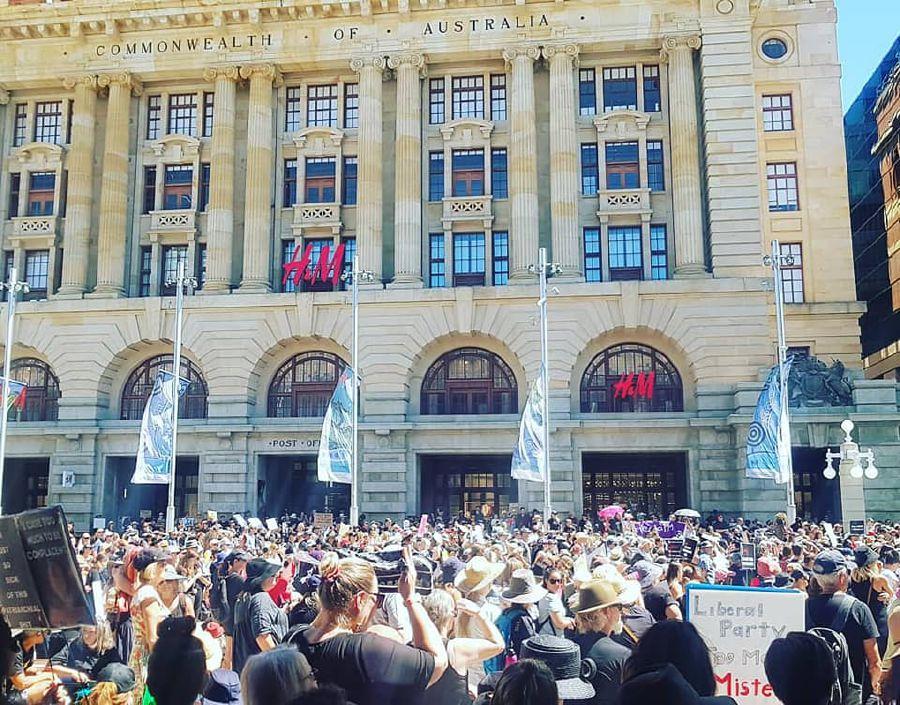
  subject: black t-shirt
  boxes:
[62,639,122,679]
[292,628,435,705]
[612,605,655,651]
[806,592,879,684]
[568,633,631,705]
[223,573,246,635]
[232,591,289,673]
[642,583,677,622]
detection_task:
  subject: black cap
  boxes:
[96,663,136,694]
[133,548,167,571]
[813,550,850,575]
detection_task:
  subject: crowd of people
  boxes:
[3,506,900,705]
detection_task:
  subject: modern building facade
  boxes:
[0,0,897,529]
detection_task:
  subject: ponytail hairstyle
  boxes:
[147,617,207,705]
[316,553,377,628]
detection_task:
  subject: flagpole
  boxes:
[348,255,374,527]
[0,268,28,514]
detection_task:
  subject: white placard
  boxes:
[266,518,279,531]
[687,584,806,705]
[248,517,264,530]
[233,514,248,528]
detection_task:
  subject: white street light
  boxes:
[823,419,877,482]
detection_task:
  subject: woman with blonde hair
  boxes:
[852,546,893,655]
[127,550,169,698]
[241,646,315,705]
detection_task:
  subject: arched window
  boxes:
[2,358,60,421]
[267,352,347,418]
[121,355,208,420]
[580,343,683,413]
[421,347,517,415]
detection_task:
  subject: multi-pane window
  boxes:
[161,245,188,296]
[429,234,446,288]
[282,239,298,293]
[343,83,359,129]
[305,158,336,203]
[647,140,665,192]
[609,226,643,280]
[138,246,152,297]
[34,102,62,144]
[492,231,509,286]
[581,143,599,196]
[453,232,485,286]
[643,66,661,112]
[307,85,338,128]
[762,94,794,132]
[146,95,162,140]
[606,142,640,189]
[167,93,197,136]
[299,238,335,292]
[198,163,211,211]
[584,228,601,283]
[452,149,484,197]
[24,250,49,295]
[202,92,214,138]
[428,152,445,201]
[342,156,358,205]
[2,252,12,300]
[603,67,638,112]
[142,166,157,214]
[340,237,356,290]
[196,244,207,290]
[429,78,446,125]
[163,165,192,210]
[650,225,668,280]
[491,148,508,199]
[27,172,55,216]
[490,75,507,121]
[779,242,804,303]
[285,87,302,132]
[767,162,799,211]
[13,104,28,147]
[451,76,484,120]
[284,159,297,207]
[579,69,597,116]
[8,174,20,218]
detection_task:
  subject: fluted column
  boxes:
[543,44,582,279]
[351,55,386,284]
[503,47,541,282]
[58,76,98,297]
[388,52,426,287]
[92,73,141,297]
[661,34,707,277]
[201,66,239,293]
[238,64,280,292]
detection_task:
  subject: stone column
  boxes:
[661,34,707,277]
[92,73,141,297]
[238,64,280,293]
[58,76,98,298]
[503,47,541,282]
[201,66,239,294]
[388,52,426,287]
[351,55,386,283]
[543,44,582,279]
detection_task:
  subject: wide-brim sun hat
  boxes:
[454,555,505,594]
[571,580,623,614]
[520,634,595,700]
[501,569,548,604]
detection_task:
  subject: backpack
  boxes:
[807,594,862,705]
[485,607,533,674]
[208,563,228,621]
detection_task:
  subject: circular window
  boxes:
[761,38,788,60]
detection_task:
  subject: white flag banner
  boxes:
[132,370,189,485]
[317,367,354,484]
[511,366,546,483]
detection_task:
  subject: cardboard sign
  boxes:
[417,514,428,538]
[687,584,805,704]
[248,518,264,530]
[233,514,248,528]
[92,517,106,531]
[822,522,838,547]
[667,538,684,558]
[849,520,865,536]
[207,510,218,522]
[266,518,279,531]
[313,512,333,529]
[740,542,757,571]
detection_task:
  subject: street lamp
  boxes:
[823,419,877,481]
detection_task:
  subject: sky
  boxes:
[834,0,899,110]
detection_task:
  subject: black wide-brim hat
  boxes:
[519,634,595,700]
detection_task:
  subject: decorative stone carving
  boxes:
[292,127,344,154]
[13,142,65,168]
[594,110,651,137]
[349,55,387,73]
[788,356,853,407]
[541,43,580,67]
[202,66,241,83]
[239,63,283,86]
[386,52,426,76]
[659,34,702,63]
[61,75,98,91]
[149,133,201,159]
[439,119,494,146]
[501,45,541,67]
[97,72,143,96]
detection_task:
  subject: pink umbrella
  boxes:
[598,505,625,520]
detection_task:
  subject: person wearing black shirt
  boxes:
[630,561,682,622]
[232,559,289,674]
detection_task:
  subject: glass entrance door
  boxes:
[421,455,517,520]
[581,452,686,518]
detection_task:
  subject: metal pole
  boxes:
[770,239,796,525]
[165,260,186,533]
[350,255,360,527]
[0,268,21,514]
[538,248,552,522]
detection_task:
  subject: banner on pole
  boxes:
[511,366,546,483]
[0,377,27,412]
[317,368,354,484]
[745,360,793,483]
[131,370,189,485]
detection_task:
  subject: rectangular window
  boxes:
[143,166,157,214]
[34,101,62,144]
[451,76,484,120]
[584,228,601,282]
[581,143,599,196]
[300,238,334,292]
[13,104,28,147]
[199,163,211,211]
[196,243,207,290]
[283,159,297,207]
[342,156,358,206]
[492,231,509,286]
[603,66,638,112]
[767,162,799,211]
[167,93,197,136]
[763,94,794,132]
[647,140,665,192]
[161,245,188,296]
[428,152,445,201]
[452,149,484,197]
[202,92,214,137]
[27,172,55,216]
[285,87,302,132]
[163,164,193,210]
[138,246,152,297]
[307,84,338,128]
[650,224,668,280]
[579,69,597,116]
[491,148,508,199]
[429,78,445,125]
[339,236,356,290]
[453,232,485,286]
[608,226,643,280]
[24,250,49,295]
[2,252,14,300]
[428,234,445,288]
[282,240,298,293]
[643,66,661,112]
[779,242,804,303]
[343,83,359,129]
[606,141,640,190]
[305,157,336,203]
[146,95,161,140]
[490,74,507,121]
[8,173,20,219]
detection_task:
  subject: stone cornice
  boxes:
[0,87,8,105]
[97,72,143,96]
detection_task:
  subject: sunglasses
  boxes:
[547,577,562,585]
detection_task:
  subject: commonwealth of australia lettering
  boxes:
[423,14,549,36]
[96,33,273,57]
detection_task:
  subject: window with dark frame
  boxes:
[421,347,517,415]
[767,162,799,211]
[146,95,162,140]
[429,234,446,288]
[647,140,665,192]
[492,231,509,286]
[580,343,684,413]
[429,78,446,125]
[581,143,599,196]
[650,224,668,280]
[429,152,445,201]
[65,99,74,144]
[491,148,508,199]
[34,101,62,144]
[451,76,484,120]
[606,141,640,190]
[267,351,347,418]
[343,83,359,129]
[762,94,794,132]
[490,74,507,121]
[609,226,643,280]
[282,239,298,293]
[284,159,297,207]
[452,149,485,197]
[779,242,804,303]
[143,166,157,214]
[24,250,49,296]
[202,92,214,137]
[584,228,601,282]
[2,252,12,302]
[603,66,638,112]
[304,157,336,203]
[579,69,597,116]
[300,237,336,293]
[13,104,28,147]
[160,245,188,296]
[286,87,302,132]
[163,165,193,210]
[643,66,661,112]
[8,174,20,218]
[4,358,60,422]
[138,246,152,297]
[121,354,208,420]
[196,243,207,289]
[199,163,210,211]
[342,156,358,205]
[167,93,197,136]
[27,172,55,216]
[307,84,338,128]
[453,232,485,286]
[339,237,355,291]
[58,170,67,218]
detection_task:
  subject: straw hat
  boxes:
[454,555,505,594]
[571,580,623,614]
[501,569,548,604]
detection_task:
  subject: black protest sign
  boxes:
[849,520,865,536]
[0,515,45,629]
[667,539,684,558]
[682,537,699,563]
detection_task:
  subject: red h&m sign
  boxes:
[612,372,655,401]
[282,243,346,289]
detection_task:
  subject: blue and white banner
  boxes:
[317,367,354,484]
[746,359,793,483]
[132,370,190,484]
[511,366,546,483]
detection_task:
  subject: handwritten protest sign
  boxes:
[687,584,805,705]
[313,512,333,530]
